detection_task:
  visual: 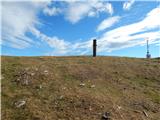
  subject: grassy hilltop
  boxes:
[1,56,160,120]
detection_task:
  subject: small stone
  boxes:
[143,110,148,117]
[15,100,26,108]
[89,106,92,111]
[59,95,64,100]
[62,87,66,90]
[44,70,48,73]
[17,78,20,82]
[90,85,95,88]
[79,83,85,87]
[31,73,35,76]
[101,112,111,120]
[44,70,49,75]
[39,85,42,89]
[35,68,38,71]
[117,105,122,110]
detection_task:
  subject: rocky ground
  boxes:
[1,56,160,120]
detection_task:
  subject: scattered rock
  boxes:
[59,95,64,100]
[117,105,122,110]
[15,100,26,108]
[90,85,95,88]
[143,110,148,117]
[101,112,111,120]
[44,70,48,74]
[62,87,66,90]
[79,83,85,87]
[100,105,104,109]
[30,72,35,76]
[14,69,31,86]
[35,68,38,71]
[89,106,92,111]
[39,85,42,89]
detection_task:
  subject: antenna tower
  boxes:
[146,39,151,58]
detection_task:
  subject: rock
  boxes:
[62,87,66,90]
[143,110,148,117]
[30,72,35,76]
[15,100,26,108]
[89,106,92,111]
[117,105,122,110]
[14,69,31,86]
[59,95,64,100]
[79,83,85,87]
[101,112,111,120]
[90,85,95,88]
[44,70,49,75]
[35,68,38,71]
[39,85,42,89]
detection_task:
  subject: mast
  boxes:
[146,39,151,58]
[93,39,97,57]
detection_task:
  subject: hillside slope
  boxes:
[1,56,160,120]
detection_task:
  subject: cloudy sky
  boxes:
[1,0,160,57]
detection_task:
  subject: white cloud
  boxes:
[97,6,160,53]
[123,0,135,10]
[97,16,120,32]
[1,1,48,49]
[43,7,61,16]
[30,27,71,55]
[40,1,114,24]
[105,3,113,15]
[63,1,113,24]
[1,1,72,55]
[65,1,92,24]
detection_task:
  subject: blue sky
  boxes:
[1,0,160,57]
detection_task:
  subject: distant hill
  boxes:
[1,56,160,120]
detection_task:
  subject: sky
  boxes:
[1,0,160,57]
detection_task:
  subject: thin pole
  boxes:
[93,39,97,57]
[146,39,151,58]
[147,40,149,54]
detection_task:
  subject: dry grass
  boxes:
[1,56,160,120]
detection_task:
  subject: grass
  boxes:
[1,56,160,120]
